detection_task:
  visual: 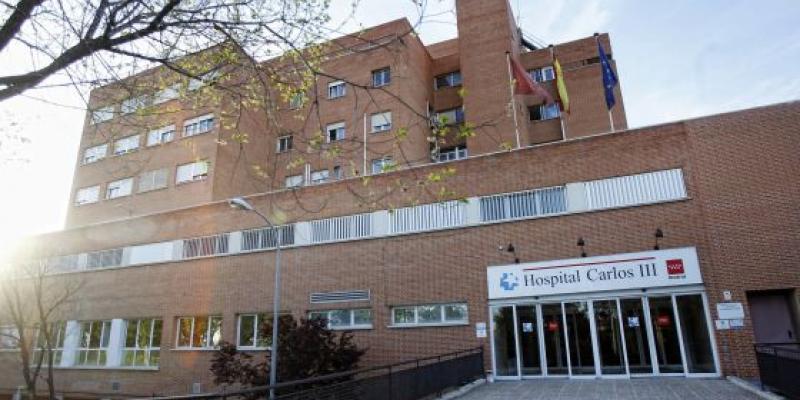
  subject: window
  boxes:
[328,81,346,99]
[76,320,111,366]
[183,114,214,137]
[237,314,271,349]
[285,174,303,188]
[436,146,468,163]
[434,107,465,126]
[176,316,222,349]
[372,67,391,87]
[35,322,66,365]
[86,248,123,269]
[370,111,392,133]
[326,122,345,142]
[153,83,181,104]
[106,177,133,199]
[75,185,100,205]
[121,95,149,115]
[309,309,372,330]
[176,160,209,184]
[277,135,293,153]
[530,66,555,83]
[147,125,176,146]
[0,326,19,350]
[288,93,304,109]
[113,135,140,155]
[122,319,162,367]
[310,170,329,185]
[435,71,462,89]
[188,70,220,91]
[391,303,468,327]
[529,103,560,121]
[82,143,107,164]
[91,106,114,124]
[332,165,343,180]
[371,156,394,174]
[139,169,168,193]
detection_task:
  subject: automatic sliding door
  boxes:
[594,300,626,375]
[676,294,716,373]
[516,305,542,376]
[491,306,518,377]
[648,296,684,373]
[620,298,653,374]
[541,303,568,375]
[564,302,596,375]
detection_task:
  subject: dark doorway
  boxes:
[747,290,798,343]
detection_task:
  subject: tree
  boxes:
[0,259,83,400]
[210,315,365,394]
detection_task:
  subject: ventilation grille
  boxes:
[585,169,686,210]
[241,225,294,251]
[480,186,566,222]
[310,290,370,304]
[310,214,371,243]
[86,249,123,269]
[390,200,466,234]
[183,233,229,258]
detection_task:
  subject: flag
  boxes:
[553,57,570,114]
[598,41,618,110]
[509,56,554,104]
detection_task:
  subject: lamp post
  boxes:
[228,197,281,400]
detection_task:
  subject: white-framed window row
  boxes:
[176,160,209,184]
[434,107,465,126]
[326,122,346,142]
[183,114,215,137]
[310,170,330,185]
[188,70,220,91]
[530,65,555,83]
[530,103,560,121]
[113,135,140,155]
[82,143,108,165]
[0,325,19,350]
[309,308,373,330]
[75,320,111,366]
[436,146,468,163]
[106,177,133,199]
[277,135,293,153]
[328,80,346,99]
[434,71,462,89]
[147,125,176,146]
[34,322,66,365]
[122,318,162,368]
[285,174,304,188]
[370,111,392,133]
[90,105,115,124]
[153,83,182,105]
[175,316,222,350]
[372,67,391,87]
[121,95,149,115]
[371,156,394,175]
[138,168,169,193]
[236,313,271,350]
[390,303,468,328]
[75,185,100,206]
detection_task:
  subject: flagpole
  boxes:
[506,51,522,149]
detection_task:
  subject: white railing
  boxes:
[390,200,467,234]
[310,213,372,243]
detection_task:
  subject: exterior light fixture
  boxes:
[577,237,587,258]
[654,228,664,250]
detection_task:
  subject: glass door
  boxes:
[593,299,627,375]
[491,306,518,377]
[564,301,595,376]
[541,303,568,375]
[676,294,717,374]
[516,305,542,376]
[620,298,653,374]
[648,296,684,373]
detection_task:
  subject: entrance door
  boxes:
[748,290,797,343]
[516,305,542,376]
[564,301,596,375]
[648,296,684,373]
[541,303,568,375]
[490,306,518,377]
[620,298,653,374]
[594,299,627,375]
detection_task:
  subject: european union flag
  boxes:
[598,42,618,110]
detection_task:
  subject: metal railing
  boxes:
[136,347,484,400]
[754,342,800,399]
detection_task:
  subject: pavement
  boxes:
[454,378,767,400]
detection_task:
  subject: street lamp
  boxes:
[228,197,282,399]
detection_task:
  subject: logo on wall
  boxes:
[499,272,519,291]
[666,259,686,279]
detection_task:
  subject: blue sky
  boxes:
[0,0,798,246]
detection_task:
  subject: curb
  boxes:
[437,378,486,400]
[727,376,785,400]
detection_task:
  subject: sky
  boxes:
[0,0,798,255]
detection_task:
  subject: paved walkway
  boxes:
[456,378,763,400]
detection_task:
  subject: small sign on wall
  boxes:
[717,302,745,320]
[715,320,731,330]
[475,322,487,338]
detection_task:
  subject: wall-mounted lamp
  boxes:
[654,228,664,250]
[506,243,520,264]
[577,237,587,258]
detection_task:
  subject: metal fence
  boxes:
[754,342,800,399]
[137,347,484,400]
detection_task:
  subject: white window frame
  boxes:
[332,165,343,180]
[147,125,176,146]
[327,81,346,99]
[75,185,100,205]
[121,95,149,115]
[372,67,391,87]
[82,143,108,165]
[390,303,468,327]
[277,135,293,153]
[309,308,373,330]
[434,71,462,89]
[176,160,209,184]
[34,322,66,365]
[183,114,215,137]
[434,107,464,126]
[310,170,330,185]
[532,103,561,121]
[0,326,19,350]
[436,146,468,163]
[91,106,114,124]
[530,66,555,83]
[285,174,303,188]
[153,83,181,104]
[370,111,392,133]
[288,93,304,109]
[188,70,220,91]
[175,316,222,349]
[121,318,162,368]
[236,313,271,350]
[326,122,345,142]
[113,135,140,155]
[138,168,169,193]
[106,177,133,199]
[75,320,111,367]
[371,156,394,175]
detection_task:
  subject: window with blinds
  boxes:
[139,169,168,192]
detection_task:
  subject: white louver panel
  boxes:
[585,169,687,210]
[241,225,295,251]
[86,249,123,269]
[310,214,372,243]
[310,290,370,304]
[390,200,467,234]
[480,186,567,222]
[182,233,230,258]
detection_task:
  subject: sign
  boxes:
[475,322,487,338]
[729,319,744,329]
[487,247,702,299]
[715,320,730,330]
[716,302,745,320]
[522,322,534,333]
[627,316,640,327]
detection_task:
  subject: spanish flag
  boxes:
[554,57,570,114]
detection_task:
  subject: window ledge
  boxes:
[388,322,468,329]
[175,177,208,187]
[329,325,373,331]
[53,365,159,371]
[171,347,219,352]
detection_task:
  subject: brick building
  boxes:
[2,0,799,397]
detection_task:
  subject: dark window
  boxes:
[372,67,391,87]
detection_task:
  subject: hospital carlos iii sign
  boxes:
[487,247,703,300]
